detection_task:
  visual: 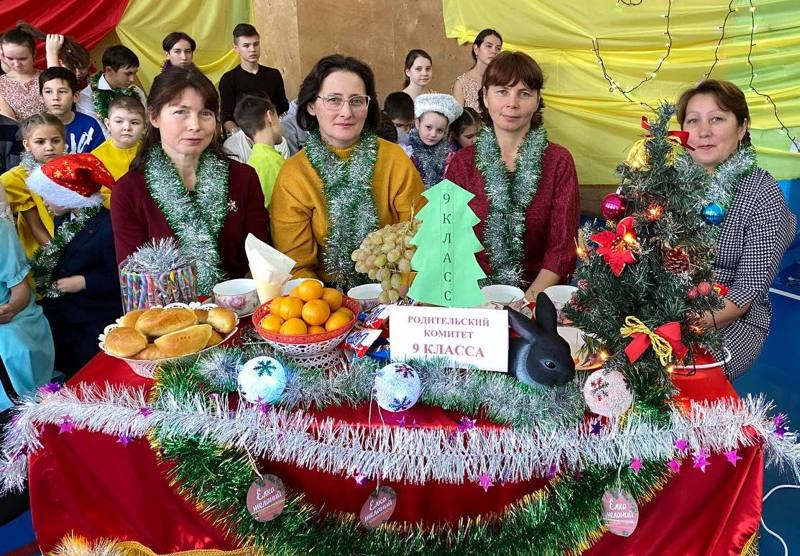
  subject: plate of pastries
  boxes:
[99,303,238,378]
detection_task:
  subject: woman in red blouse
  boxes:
[445,51,579,301]
[111,66,269,295]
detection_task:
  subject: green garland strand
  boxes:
[30,206,102,298]
[144,144,229,295]
[89,72,141,121]
[304,130,379,290]
[474,126,547,287]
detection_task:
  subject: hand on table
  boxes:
[55,275,86,294]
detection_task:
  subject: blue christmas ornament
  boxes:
[373,363,421,412]
[702,203,725,225]
[238,356,287,404]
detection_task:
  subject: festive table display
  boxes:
[1,104,798,554]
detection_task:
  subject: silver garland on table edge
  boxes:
[2,382,797,494]
[144,145,228,295]
[122,237,191,274]
[305,130,379,291]
[30,206,102,298]
[474,125,547,287]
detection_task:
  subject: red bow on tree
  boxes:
[641,116,695,151]
[590,216,639,277]
[620,316,689,366]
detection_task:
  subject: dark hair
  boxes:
[21,112,65,140]
[377,111,398,143]
[480,51,545,128]
[9,23,90,74]
[296,54,380,133]
[233,23,259,41]
[383,91,414,122]
[39,66,79,94]
[1,23,36,56]
[676,79,751,145]
[472,28,503,62]
[131,66,225,171]
[402,49,432,88]
[102,45,140,71]
[234,94,277,139]
[108,95,145,118]
[450,106,480,139]
[162,32,196,53]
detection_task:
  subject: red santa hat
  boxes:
[27,153,114,210]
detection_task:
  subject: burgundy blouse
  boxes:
[111,158,270,280]
[444,142,580,285]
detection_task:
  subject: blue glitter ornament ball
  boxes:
[238,356,287,404]
[701,203,725,225]
[373,363,421,412]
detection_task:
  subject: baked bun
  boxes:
[105,327,148,358]
[193,308,209,323]
[133,343,166,360]
[154,324,213,357]
[119,309,147,328]
[207,307,237,334]
[136,307,197,337]
[205,329,224,348]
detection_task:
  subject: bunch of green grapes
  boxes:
[351,220,420,303]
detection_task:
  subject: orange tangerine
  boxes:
[308,325,326,335]
[259,314,284,333]
[269,296,287,315]
[294,279,324,301]
[278,296,304,320]
[301,299,331,326]
[280,317,308,336]
[321,288,343,311]
[336,307,354,320]
[324,308,354,332]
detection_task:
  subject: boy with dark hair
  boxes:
[77,45,146,137]
[0,115,21,174]
[219,23,288,135]
[384,92,415,145]
[40,67,104,154]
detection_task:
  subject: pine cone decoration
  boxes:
[663,245,691,273]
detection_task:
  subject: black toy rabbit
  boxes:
[507,292,575,387]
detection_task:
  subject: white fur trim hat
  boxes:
[414,93,463,125]
[27,153,113,210]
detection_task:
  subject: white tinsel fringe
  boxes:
[1,384,798,493]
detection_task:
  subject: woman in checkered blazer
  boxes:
[677,79,796,380]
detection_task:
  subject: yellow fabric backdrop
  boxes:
[115,0,252,93]
[443,0,800,183]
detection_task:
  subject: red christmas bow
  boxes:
[641,116,694,151]
[621,317,689,365]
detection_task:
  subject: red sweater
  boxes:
[111,158,270,280]
[444,142,580,285]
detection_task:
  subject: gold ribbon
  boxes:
[620,316,674,366]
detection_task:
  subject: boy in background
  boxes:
[40,67,103,154]
[234,94,284,208]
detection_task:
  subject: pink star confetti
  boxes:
[692,449,710,472]
[117,434,131,447]
[630,457,642,474]
[457,417,477,433]
[478,473,493,492]
[724,449,742,467]
[138,406,153,417]
[258,402,272,415]
[396,416,406,427]
[667,459,681,473]
[353,472,368,486]
[674,439,689,452]
[58,416,74,434]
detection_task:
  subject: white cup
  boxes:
[213,278,260,316]
[482,284,526,310]
[544,285,578,324]
[348,283,382,310]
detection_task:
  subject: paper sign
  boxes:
[246,474,286,522]
[359,486,397,529]
[601,489,639,537]
[389,305,508,373]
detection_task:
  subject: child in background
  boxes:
[27,153,120,376]
[223,90,290,163]
[235,95,284,208]
[0,114,22,174]
[1,113,65,257]
[377,111,399,143]
[383,92,414,147]
[401,49,433,101]
[449,106,481,150]
[0,216,54,413]
[92,95,145,206]
[40,66,104,154]
[408,93,462,188]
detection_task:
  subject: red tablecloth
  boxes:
[28,353,762,555]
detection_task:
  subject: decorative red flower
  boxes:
[590,216,639,277]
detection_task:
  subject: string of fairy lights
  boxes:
[596,0,799,151]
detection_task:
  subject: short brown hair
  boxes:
[21,112,65,140]
[108,95,145,118]
[234,93,277,139]
[480,51,545,128]
[676,79,750,143]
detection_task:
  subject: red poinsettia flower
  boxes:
[590,216,639,277]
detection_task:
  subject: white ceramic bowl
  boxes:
[213,278,260,316]
[557,326,586,359]
[482,284,526,310]
[347,283,382,311]
[281,278,324,296]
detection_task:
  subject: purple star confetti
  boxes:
[545,464,558,481]
[674,439,689,452]
[457,417,477,433]
[258,402,272,415]
[724,449,742,467]
[38,382,61,395]
[478,473,493,493]
[590,421,602,435]
[774,425,788,438]
[773,414,786,428]
[396,416,406,427]
[138,406,153,417]
[117,434,131,447]
[667,459,681,473]
[692,449,710,472]
[58,416,74,434]
[353,472,368,486]
[630,457,642,474]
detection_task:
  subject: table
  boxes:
[28,352,762,555]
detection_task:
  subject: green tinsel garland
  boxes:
[305,130,379,290]
[89,72,141,122]
[474,126,547,287]
[30,206,102,298]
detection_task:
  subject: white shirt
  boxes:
[76,74,147,138]
[222,129,290,163]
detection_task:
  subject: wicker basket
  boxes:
[251,296,361,361]
[98,302,239,379]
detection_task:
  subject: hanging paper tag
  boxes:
[359,485,397,529]
[246,474,286,522]
[601,489,639,537]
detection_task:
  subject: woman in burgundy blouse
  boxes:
[445,51,579,301]
[111,66,269,295]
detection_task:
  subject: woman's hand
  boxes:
[0,277,31,323]
[55,275,86,294]
[524,269,561,302]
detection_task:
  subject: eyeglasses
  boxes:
[316,95,371,111]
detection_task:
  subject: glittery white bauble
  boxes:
[583,369,633,418]
[373,363,421,412]
[238,356,287,404]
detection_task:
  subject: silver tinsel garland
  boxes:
[122,237,191,274]
[700,144,757,213]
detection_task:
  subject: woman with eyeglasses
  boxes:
[270,54,424,290]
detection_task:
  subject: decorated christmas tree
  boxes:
[566,104,727,415]
[408,179,487,307]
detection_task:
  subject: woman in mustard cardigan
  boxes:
[270,55,424,290]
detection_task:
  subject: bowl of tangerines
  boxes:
[252,279,361,357]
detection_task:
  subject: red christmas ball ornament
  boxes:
[600,193,627,221]
[697,282,712,296]
[687,287,699,300]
